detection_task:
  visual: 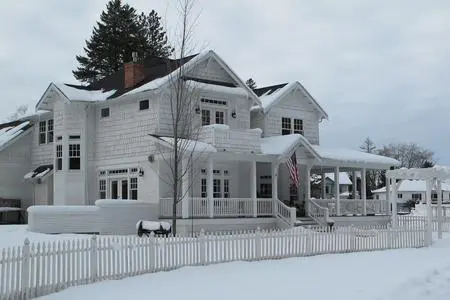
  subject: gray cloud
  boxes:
[1,0,449,164]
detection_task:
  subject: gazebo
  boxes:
[386,165,450,245]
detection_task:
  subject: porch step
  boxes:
[294,217,317,227]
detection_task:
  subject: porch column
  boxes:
[251,161,257,217]
[320,170,326,199]
[181,157,190,219]
[271,161,279,215]
[361,168,367,215]
[385,173,391,214]
[437,179,443,239]
[305,164,312,214]
[207,157,214,218]
[335,167,341,216]
[425,179,433,246]
[391,177,398,227]
[352,170,357,199]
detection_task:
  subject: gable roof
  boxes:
[372,179,450,193]
[326,173,353,185]
[251,81,328,121]
[0,120,33,152]
[37,50,261,110]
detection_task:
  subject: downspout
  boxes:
[84,104,89,205]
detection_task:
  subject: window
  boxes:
[224,179,230,198]
[130,178,138,200]
[213,179,221,198]
[412,194,422,201]
[293,119,303,135]
[69,144,81,170]
[326,186,330,194]
[201,109,210,126]
[56,144,62,171]
[397,193,403,199]
[56,136,62,141]
[69,135,80,140]
[201,98,227,106]
[260,183,272,198]
[139,99,149,110]
[376,195,379,200]
[201,178,207,198]
[215,111,225,124]
[39,120,54,144]
[101,107,110,118]
[47,120,54,143]
[281,117,291,135]
[99,180,106,199]
[39,121,46,144]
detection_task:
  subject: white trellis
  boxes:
[387,165,450,244]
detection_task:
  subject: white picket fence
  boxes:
[1,223,426,299]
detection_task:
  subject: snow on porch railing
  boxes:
[309,199,333,227]
[274,199,296,226]
[213,198,253,217]
[0,225,427,299]
[312,199,389,216]
[257,198,273,216]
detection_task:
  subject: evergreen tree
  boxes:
[138,11,173,58]
[73,0,172,83]
[245,78,257,90]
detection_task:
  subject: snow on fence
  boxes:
[0,224,426,299]
[398,215,450,232]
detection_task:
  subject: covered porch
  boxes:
[303,146,400,224]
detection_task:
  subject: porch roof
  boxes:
[311,146,401,169]
[386,165,450,181]
[261,134,321,161]
[23,164,54,182]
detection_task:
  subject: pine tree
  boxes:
[245,78,257,90]
[138,11,173,58]
[73,0,172,83]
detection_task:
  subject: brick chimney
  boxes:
[124,52,145,89]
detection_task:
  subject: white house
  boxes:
[0,50,400,233]
[372,180,450,204]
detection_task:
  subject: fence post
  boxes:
[306,231,313,256]
[21,238,31,298]
[199,229,206,265]
[255,227,262,260]
[149,232,155,272]
[90,235,98,283]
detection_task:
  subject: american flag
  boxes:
[286,152,299,187]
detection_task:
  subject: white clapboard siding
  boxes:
[0,220,430,300]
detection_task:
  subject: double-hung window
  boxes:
[56,144,63,171]
[99,179,106,199]
[69,144,81,170]
[293,119,303,135]
[39,120,54,144]
[281,117,291,135]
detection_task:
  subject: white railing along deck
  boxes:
[198,126,261,153]
[0,224,427,299]
[309,199,333,226]
[160,198,274,218]
[312,199,389,216]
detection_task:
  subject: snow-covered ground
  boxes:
[29,233,450,300]
[1,216,449,300]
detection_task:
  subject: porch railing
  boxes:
[309,199,333,227]
[159,197,275,218]
[274,199,296,226]
[311,199,389,216]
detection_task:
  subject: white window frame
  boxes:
[56,144,63,171]
[200,169,230,199]
[39,119,54,145]
[282,117,304,135]
[281,117,291,135]
[200,98,228,126]
[97,167,139,200]
[68,143,81,170]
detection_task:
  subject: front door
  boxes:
[110,179,128,199]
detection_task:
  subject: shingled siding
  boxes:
[95,97,158,164]
[264,89,320,145]
[31,115,53,169]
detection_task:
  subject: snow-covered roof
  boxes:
[124,50,261,106]
[0,121,32,152]
[54,83,116,102]
[326,173,353,185]
[23,165,54,181]
[372,179,450,193]
[312,146,400,168]
[250,82,328,121]
[185,80,247,96]
[260,134,320,159]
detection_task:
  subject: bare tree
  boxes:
[378,142,434,168]
[359,137,380,196]
[6,105,28,122]
[155,0,202,235]
[360,137,376,153]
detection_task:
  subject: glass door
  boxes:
[110,179,128,199]
[111,180,118,199]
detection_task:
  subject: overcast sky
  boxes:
[1,0,449,164]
